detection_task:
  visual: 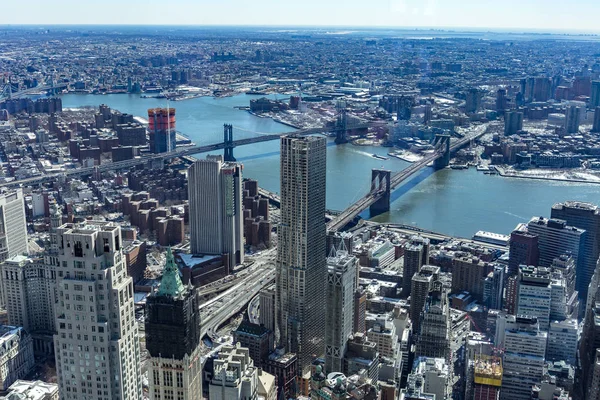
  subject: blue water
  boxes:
[61,93,600,238]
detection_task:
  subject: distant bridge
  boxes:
[327,124,488,232]
[0,82,69,102]
[0,122,380,189]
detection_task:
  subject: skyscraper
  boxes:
[500,315,547,400]
[526,217,585,272]
[508,228,539,277]
[402,236,430,297]
[276,135,327,375]
[188,155,244,270]
[0,189,28,263]
[410,265,439,334]
[416,283,450,360]
[53,221,142,400]
[504,111,524,135]
[325,242,357,373]
[148,107,176,154]
[593,106,600,133]
[145,248,202,400]
[551,202,600,305]
[565,105,581,134]
[591,81,600,109]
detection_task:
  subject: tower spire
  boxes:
[157,248,185,298]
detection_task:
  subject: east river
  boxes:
[61,93,600,238]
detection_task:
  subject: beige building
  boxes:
[53,221,142,400]
[209,344,258,400]
[0,326,34,391]
[1,255,57,355]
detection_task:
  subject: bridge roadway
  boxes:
[327,124,489,232]
[0,124,372,189]
[1,83,69,101]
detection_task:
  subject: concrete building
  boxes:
[275,135,327,374]
[591,81,600,108]
[516,266,553,329]
[258,284,275,333]
[508,228,539,277]
[400,373,435,400]
[209,344,258,400]
[526,216,585,272]
[451,256,489,302]
[500,315,547,400]
[0,190,28,264]
[0,326,34,391]
[410,265,439,334]
[343,333,380,384]
[551,202,600,306]
[402,236,430,297]
[1,255,57,355]
[565,105,581,134]
[2,380,58,400]
[593,106,600,133]
[588,349,600,400]
[483,265,504,310]
[145,248,202,400]
[546,319,578,365]
[233,321,274,369]
[188,156,244,270]
[504,111,523,135]
[325,242,357,373]
[408,357,450,400]
[416,284,450,360]
[367,316,399,361]
[53,221,142,400]
[263,349,297,400]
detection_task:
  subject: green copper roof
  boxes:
[157,248,185,298]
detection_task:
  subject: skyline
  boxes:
[2,0,600,33]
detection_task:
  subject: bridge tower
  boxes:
[369,169,391,217]
[433,134,451,169]
[223,124,236,162]
[335,109,349,144]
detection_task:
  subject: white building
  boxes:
[546,319,578,365]
[1,255,57,355]
[0,326,34,391]
[516,266,553,329]
[0,190,28,265]
[367,316,398,360]
[325,242,357,373]
[2,380,58,400]
[500,315,547,400]
[209,344,258,400]
[527,217,584,269]
[409,357,450,400]
[188,155,244,270]
[53,222,142,400]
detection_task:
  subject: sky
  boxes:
[2,0,600,33]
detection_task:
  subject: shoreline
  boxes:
[494,166,600,185]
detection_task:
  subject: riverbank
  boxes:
[494,166,600,184]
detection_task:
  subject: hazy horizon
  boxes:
[2,0,600,33]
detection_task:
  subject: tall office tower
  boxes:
[148,108,176,154]
[451,256,490,302]
[325,243,357,373]
[410,265,439,334]
[516,266,553,329]
[416,283,450,360]
[508,228,539,276]
[591,81,600,108]
[505,275,518,315]
[402,236,430,297]
[1,255,57,355]
[533,77,552,102]
[504,111,524,135]
[496,88,508,113]
[209,344,258,400]
[588,349,600,400]
[551,202,600,305]
[526,217,585,270]
[53,222,142,400]
[483,265,504,310]
[353,288,367,335]
[565,105,581,134]
[259,284,276,333]
[546,319,578,364]
[551,254,577,298]
[593,107,600,133]
[500,315,547,400]
[275,135,327,374]
[520,77,535,103]
[188,155,244,270]
[145,249,202,400]
[0,189,28,263]
[465,88,482,114]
